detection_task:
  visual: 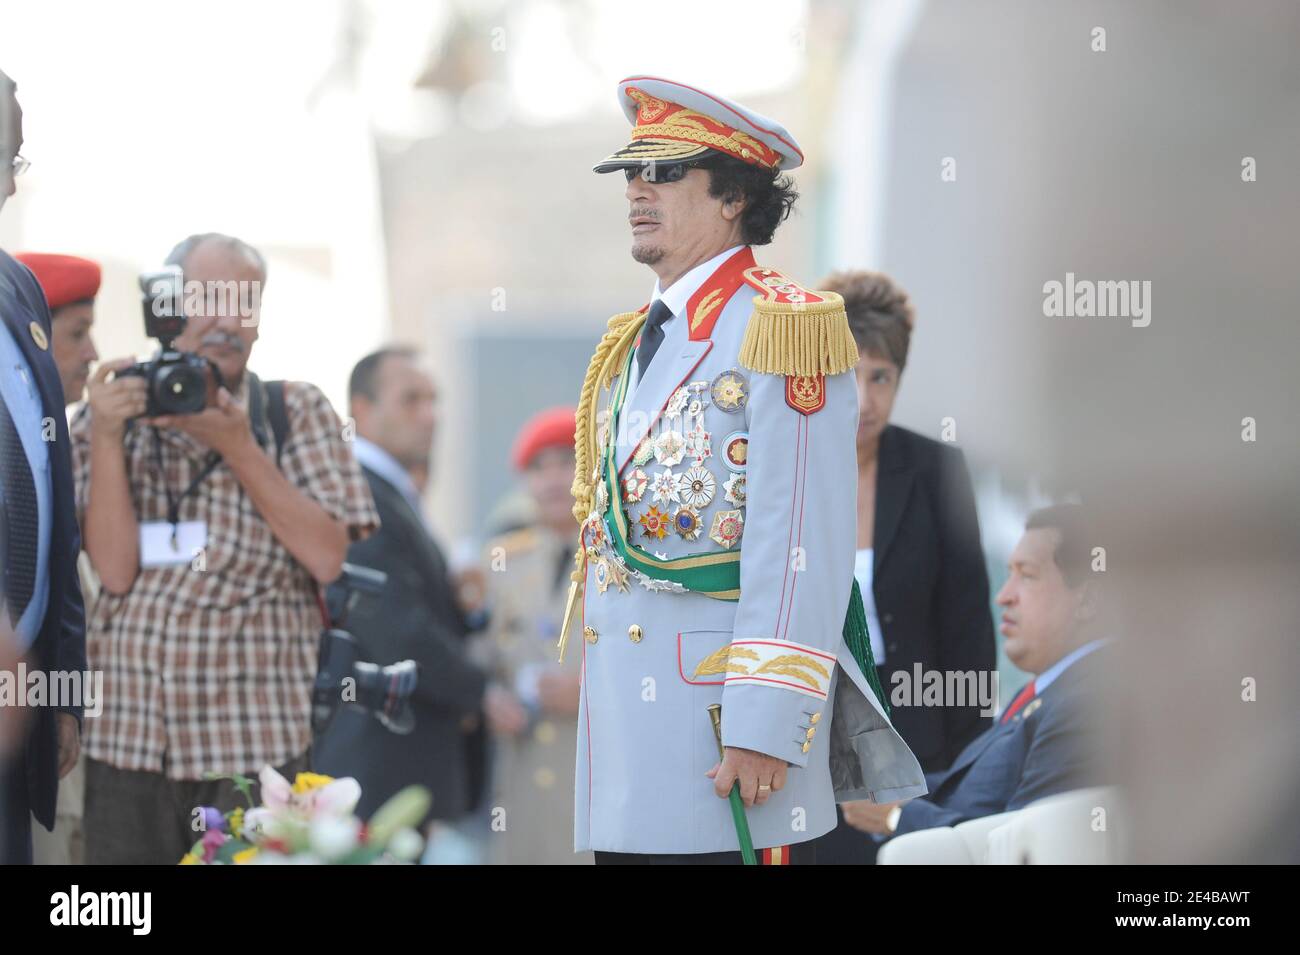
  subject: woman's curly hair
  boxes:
[704,155,799,246]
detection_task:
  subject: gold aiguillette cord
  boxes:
[556,558,585,664]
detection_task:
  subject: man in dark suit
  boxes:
[843,503,1108,839]
[313,347,509,829]
[0,69,88,864]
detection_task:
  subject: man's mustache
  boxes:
[628,207,661,223]
[198,332,245,353]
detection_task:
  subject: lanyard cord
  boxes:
[148,373,271,531]
[151,427,222,533]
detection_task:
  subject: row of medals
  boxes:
[584,368,752,595]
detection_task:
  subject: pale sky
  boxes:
[0,0,808,408]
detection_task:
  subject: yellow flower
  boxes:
[229,806,245,839]
[291,771,335,794]
[232,847,260,865]
[179,852,200,865]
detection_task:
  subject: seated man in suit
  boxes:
[842,503,1107,840]
[314,347,512,832]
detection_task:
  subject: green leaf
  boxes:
[200,770,258,808]
[366,785,431,846]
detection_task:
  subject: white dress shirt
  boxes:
[625,244,747,406]
[1033,638,1107,693]
[352,436,425,528]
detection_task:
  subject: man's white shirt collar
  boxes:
[630,245,746,395]
[353,436,423,518]
[650,244,747,323]
[1035,638,1107,693]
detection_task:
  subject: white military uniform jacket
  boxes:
[571,246,926,854]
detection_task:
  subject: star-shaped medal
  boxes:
[723,473,747,508]
[623,468,649,504]
[679,465,716,509]
[650,467,682,505]
[684,426,712,465]
[654,430,686,467]
[639,506,670,540]
[710,369,748,413]
[673,506,703,541]
[709,509,745,549]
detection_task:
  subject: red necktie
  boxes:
[1000,680,1037,724]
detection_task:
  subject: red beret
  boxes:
[512,406,577,471]
[15,252,102,310]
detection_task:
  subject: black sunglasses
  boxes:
[623,159,713,184]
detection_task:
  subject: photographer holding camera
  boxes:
[69,233,379,865]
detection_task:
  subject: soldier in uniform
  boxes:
[478,407,593,864]
[562,76,927,863]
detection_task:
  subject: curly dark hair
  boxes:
[704,155,798,246]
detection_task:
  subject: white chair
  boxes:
[877,809,1018,864]
[876,787,1122,864]
[986,787,1121,864]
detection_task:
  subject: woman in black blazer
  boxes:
[813,271,996,863]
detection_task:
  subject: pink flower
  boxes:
[256,765,360,819]
[299,777,361,817]
[201,828,228,863]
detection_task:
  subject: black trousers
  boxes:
[596,841,816,865]
[0,755,33,865]
[808,806,883,864]
[84,751,310,865]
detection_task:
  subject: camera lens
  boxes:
[152,361,208,414]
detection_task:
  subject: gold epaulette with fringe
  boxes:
[738,266,859,377]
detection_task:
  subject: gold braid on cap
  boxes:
[567,309,646,581]
[738,292,860,377]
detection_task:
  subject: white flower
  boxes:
[388,828,425,862]
[258,766,294,810]
[310,815,363,861]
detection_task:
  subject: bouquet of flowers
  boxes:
[180,766,430,865]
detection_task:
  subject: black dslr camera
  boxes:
[312,563,420,736]
[118,267,220,416]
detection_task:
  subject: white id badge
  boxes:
[139,521,208,568]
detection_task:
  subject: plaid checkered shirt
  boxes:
[69,378,379,780]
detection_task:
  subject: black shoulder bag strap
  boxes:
[245,372,292,468]
[264,379,290,468]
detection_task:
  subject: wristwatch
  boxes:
[885,804,903,835]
